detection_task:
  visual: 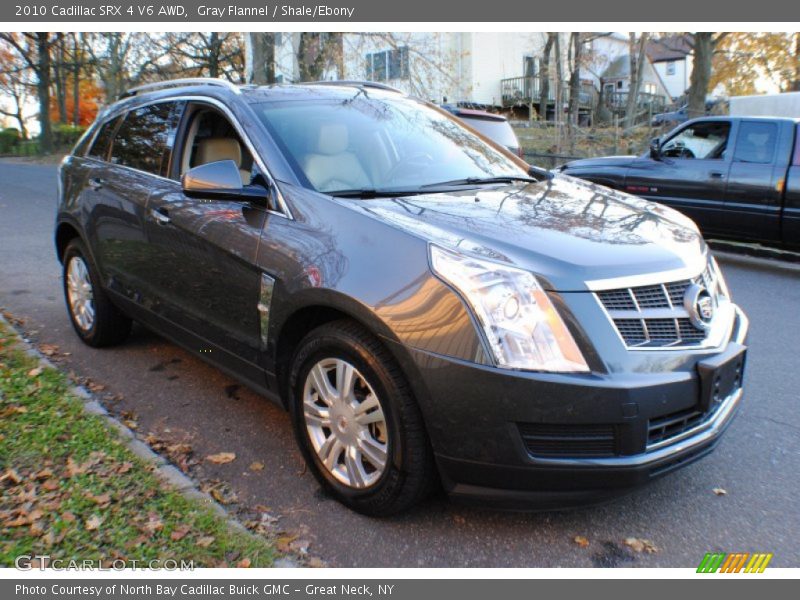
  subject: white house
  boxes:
[646,35,693,100]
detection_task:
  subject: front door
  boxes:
[144,102,269,381]
[625,120,734,236]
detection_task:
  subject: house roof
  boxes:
[646,35,693,62]
[600,54,671,98]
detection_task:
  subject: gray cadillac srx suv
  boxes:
[56,79,748,515]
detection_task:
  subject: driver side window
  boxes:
[661,121,731,160]
[178,105,255,185]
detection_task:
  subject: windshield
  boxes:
[250,93,528,194]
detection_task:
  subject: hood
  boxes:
[562,155,638,170]
[349,174,706,291]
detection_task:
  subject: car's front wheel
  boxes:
[289,320,435,516]
[63,238,132,347]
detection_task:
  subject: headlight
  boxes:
[430,245,590,373]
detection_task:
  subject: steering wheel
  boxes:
[663,145,695,159]
[386,152,435,180]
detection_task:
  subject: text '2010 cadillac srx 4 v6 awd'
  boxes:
[56,79,748,515]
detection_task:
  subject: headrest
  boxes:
[196,137,242,168]
[315,124,349,155]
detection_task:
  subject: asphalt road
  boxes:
[1,158,799,568]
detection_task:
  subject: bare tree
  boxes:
[538,33,557,121]
[0,32,62,153]
[0,56,32,138]
[246,33,276,84]
[567,33,584,128]
[624,32,649,129]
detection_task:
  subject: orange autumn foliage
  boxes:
[49,79,103,126]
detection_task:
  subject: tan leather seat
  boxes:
[195,137,250,185]
[302,124,370,192]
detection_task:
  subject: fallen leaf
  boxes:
[276,535,297,553]
[39,344,59,356]
[42,479,59,491]
[237,558,251,568]
[34,468,54,480]
[196,536,215,548]
[86,492,111,506]
[306,556,327,568]
[61,512,76,523]
[1,469,22,484]
[573,535,590,548]
[143,513,164,534]
[206,452,236,464]
[170,524,190,541]
[87,381,106,393]
[624,537,659,554]
[85,515,104,531]
[116,462,133,475]
[290,539,310,555]
[249,461,265,472]
[27,367,43,378]
[712,487,727,496]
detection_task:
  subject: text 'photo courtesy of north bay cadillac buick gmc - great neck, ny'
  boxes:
[56,78,748,515]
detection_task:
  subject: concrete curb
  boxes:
[0,314,300,567]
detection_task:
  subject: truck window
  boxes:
[733,122,778,164]
[661,121,731,160]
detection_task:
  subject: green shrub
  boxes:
[0,128,21,154]
[51,123,87,149]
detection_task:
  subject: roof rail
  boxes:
[119,78,241,99]
[305,80,404,94]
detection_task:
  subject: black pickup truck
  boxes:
[560,116,800,247]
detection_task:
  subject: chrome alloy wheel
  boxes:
[303,358,389,489]
[66,256,95,332]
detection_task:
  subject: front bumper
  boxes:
[400,306,749,509]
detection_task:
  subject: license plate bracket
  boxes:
[696,343,747,414]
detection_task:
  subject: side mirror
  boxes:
[649,138,662,160]
[182,160,244,198]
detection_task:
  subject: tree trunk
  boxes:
[208,32,220,78]
[624,33,649,130]
[72,34,81,126]
[567,33,583,127]
[247,33,276,84]
[54,37,68,123]
[36,33,53,154]
[688,33,714,119]
[792,32,800,92]
[539,33,555,121]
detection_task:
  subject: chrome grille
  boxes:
[595,262,722,349]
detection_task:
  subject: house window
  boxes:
[666,61,676,76]
[366,47,409,82]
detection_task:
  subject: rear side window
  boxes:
[734,122,778,164]
[110,101,185,177]
[86,117,119,160]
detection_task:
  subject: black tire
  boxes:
[289,320,435,516]
[62,238,132,347]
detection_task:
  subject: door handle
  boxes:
[151,207,171,225]
[88,177,104,190]
[709,171,724,179]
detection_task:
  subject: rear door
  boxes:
[94,100,185,304]
[625,120,734,235]
[723,120,790,243]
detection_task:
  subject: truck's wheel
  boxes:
[289,320,435,516]
[62,238,132,347]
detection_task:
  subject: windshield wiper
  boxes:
[327,188,426,199]
[420,175,539,189]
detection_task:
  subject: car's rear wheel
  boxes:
[289,320,435,516]
[63,238,132,347]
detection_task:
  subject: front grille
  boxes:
[595,262,722,349]
[518,423,617,458]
